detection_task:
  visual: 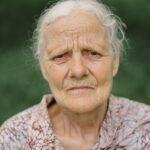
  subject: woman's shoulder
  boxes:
[1,104,38,128]
[0,104,39,149]
[0,94,53,130]
[107,95,150,149]
[0,94,55,149]
[111,95,150,114]
[110,95,150,124]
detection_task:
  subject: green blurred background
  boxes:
[0,0,150,125]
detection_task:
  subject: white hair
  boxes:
[33,0,126,60]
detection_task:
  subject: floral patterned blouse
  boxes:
[0,94,150,150]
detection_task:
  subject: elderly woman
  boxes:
[0,0,150,149]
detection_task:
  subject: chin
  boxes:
[63,95,104,114]
[51,88,109,114]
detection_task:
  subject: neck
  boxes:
[49,100,108,142]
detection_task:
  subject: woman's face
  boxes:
[40,11,119,113]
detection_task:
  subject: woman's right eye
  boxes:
[52,52,71,63]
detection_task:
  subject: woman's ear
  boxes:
[39,61,48,81]
[112,53,120,77]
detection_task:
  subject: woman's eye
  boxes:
[83,50,101,59]
[52,52,70,63]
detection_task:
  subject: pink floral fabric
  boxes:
[0,94,150,150]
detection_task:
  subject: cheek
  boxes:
[90,59,114,85]
[44,63,68,89]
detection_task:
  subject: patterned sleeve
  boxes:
[0,126,21,149]
[120,120,150,149]
[0,117,29,150]
[117,101,150,149]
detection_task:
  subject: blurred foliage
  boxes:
[0,0,150,125]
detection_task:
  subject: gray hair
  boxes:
[33,0,126,60]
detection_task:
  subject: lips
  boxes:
[67,86,94,91]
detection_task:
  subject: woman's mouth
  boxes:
[67,86,94,93]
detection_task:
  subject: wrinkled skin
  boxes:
[40,10,119,149]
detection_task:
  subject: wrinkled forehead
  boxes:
[44,10,107,40]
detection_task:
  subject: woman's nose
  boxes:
[69,55,89,79]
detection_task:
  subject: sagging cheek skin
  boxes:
[40,58,67,89]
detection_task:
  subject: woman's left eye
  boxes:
[90,51,99,56]
[83,50,101,59]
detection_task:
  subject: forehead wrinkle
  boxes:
[48,12,106,38]
[65,32,73,52]
[45,9,107,40]
[76,25,107,51]
[61,25,90,53]
[77,25,89,51]
[46,26,107,55]
[51,26,89,52]
[44,11,108,54]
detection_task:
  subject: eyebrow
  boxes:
[47,47,69,56]
[47,41,107,56]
